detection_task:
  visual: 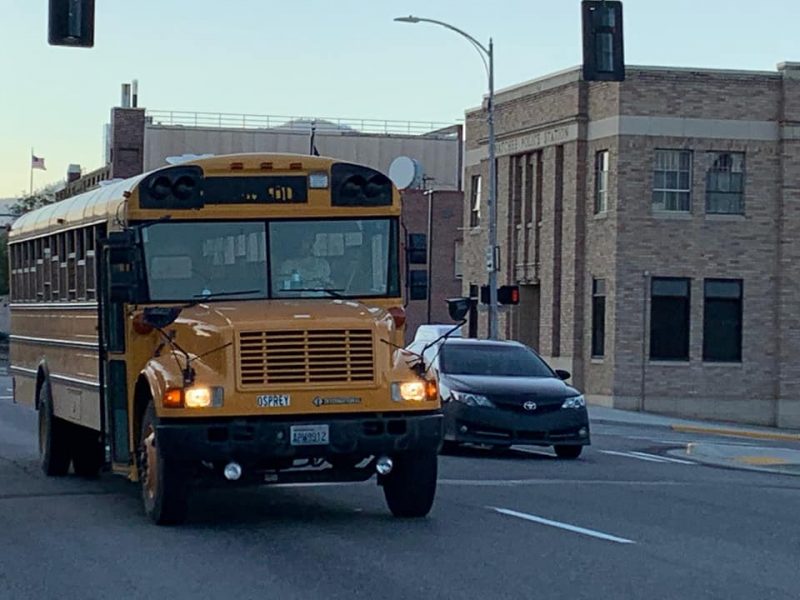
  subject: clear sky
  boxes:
[0,0,796,198]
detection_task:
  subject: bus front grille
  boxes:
[238,329,375,387]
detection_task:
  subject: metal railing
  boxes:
[145,110,461,138]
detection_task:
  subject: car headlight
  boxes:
[451,391,495,408]
[561,395,586,409]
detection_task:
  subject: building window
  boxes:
[650,277,690,361]
[469,174,482,228]
[591,278,606,357]
[652,150,692,212]
[595,150,609,213]
[706,152,744,215]
[703,279,742,362]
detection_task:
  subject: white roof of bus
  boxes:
[9,174,148,241]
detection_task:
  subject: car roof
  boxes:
[412,324,463,342]
[441,338,528,349]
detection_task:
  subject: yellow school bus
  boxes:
[8,153,448,524]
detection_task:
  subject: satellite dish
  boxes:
[389,156,424,190]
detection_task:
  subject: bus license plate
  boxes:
[290,425,330,446]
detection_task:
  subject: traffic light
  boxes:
[49,0,95,47]
[581,1,625,82]
[498,285,520,305]
[480,285,520,305]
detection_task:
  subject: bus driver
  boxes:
[279,234,331,289]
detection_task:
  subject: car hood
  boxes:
[439,373,580,402]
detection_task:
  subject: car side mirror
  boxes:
[555,369,571,381]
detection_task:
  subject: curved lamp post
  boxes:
[394,15,499,339]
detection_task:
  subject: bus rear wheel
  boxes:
[71,424,104,478]
[38,380,71,477]
[139,401,189,525]
[381,452,438,518]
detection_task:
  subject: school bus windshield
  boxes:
[140,218,399,302]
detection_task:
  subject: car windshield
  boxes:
[140,218,399,301]
[440,343,554,378]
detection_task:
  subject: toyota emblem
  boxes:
[523,401,537,411]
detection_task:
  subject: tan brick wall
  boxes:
[462,63,799,426]
[620,69,782,121]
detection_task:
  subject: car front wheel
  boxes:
[554,445,583,459]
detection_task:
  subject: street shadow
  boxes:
[441,444,557,461]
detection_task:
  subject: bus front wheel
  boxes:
[381,452,438,518]
[139,401,189,525]
[38,380,71,477]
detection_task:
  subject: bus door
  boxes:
[99,230,144,473]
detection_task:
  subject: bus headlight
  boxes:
[164,386,224,408]
[392,381,426,402]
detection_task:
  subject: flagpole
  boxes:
[30,147,34,196]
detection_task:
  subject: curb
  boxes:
[590,418,671,430]
[671,425,800,443]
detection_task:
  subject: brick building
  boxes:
[462,62,800,428]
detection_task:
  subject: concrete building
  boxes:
[462,62,800,428]
[54,94,464,342]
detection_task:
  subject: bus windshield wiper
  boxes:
[289,288,346,299]
[186,289,262,306]
[192,289,262,299]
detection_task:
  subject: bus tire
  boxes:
[71,424,104,478]
[38,380,72,477]
[139,401,189,525]
[382,451,438,518]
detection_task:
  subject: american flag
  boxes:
[31,155,46,170]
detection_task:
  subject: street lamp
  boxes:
[394,15,499,340]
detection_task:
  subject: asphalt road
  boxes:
[2,374,800,600]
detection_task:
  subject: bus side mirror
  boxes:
[406,233,427,265]
[447,297,471,322]
[103,231,147,304]
[409,270,428,300]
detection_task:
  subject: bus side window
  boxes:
[76,228,86,300]
[35,237,44,301]
[59,233,68,301]
[67,230,76,300]
[86,226,97,301]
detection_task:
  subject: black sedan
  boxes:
[417,338,590,458]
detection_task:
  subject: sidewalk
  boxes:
[588,405,800,476]
[588,405,800,442]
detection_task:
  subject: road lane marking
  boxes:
[438,478,688,487]
[627,451,695,465]
[600,450,668,463]
[0,396,13,400]
[490,507,636,545]
[513,447,554,457]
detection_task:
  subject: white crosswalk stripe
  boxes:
[600,450,695,465]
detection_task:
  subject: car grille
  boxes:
[491,395,563,414]
[238,329,375,387]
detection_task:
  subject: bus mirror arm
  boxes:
[150,324,195,387]
[418,319,467,379]
[380,339,427,379]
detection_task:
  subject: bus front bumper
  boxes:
[155,412,443,463]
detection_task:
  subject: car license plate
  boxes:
[257,394,290,408]
[290,424,330,446]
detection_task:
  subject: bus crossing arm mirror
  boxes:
[447,297,471,322]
